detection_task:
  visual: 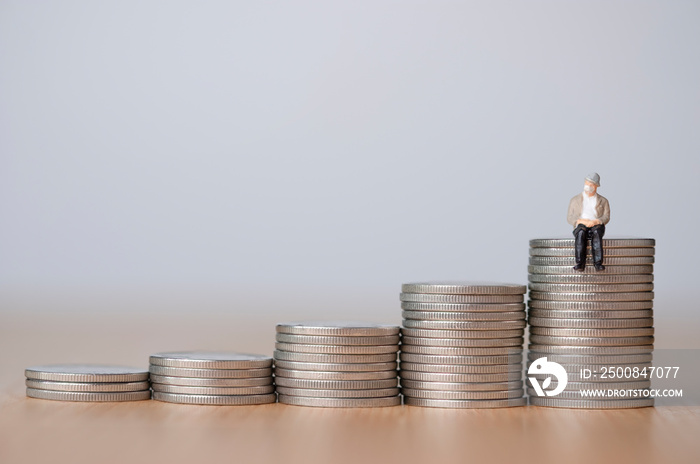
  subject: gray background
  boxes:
[1,1,698,324]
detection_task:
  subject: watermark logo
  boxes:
[528,357,568,397]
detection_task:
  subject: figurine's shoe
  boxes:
[594,263,605,271]
[573,263,585,272]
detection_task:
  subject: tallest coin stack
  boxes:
[527,238,656,409]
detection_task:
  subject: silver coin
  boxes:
[275,386,399,398]
[152,392,276,405]
[273,368,397,381]
[275,334,400,346]
[541,380,652,390]
[25,365,149,383]
[274,343,398,355]
[529,335,654,346]
[402,311,525,321]
[399,353,522,365]
[276,321,399,337]
[149,374,273,387]
[530,247,655,257]
[399,371,522,382]
[25,380,149,393]
[528,371,651,383]
[278,394,400,408]
[528,317,654,329]
[530,256,654,266]
[530,327,654,337]
[528,309,653,319]
[529,291,654,302]
[401,302,526,312]
[529,397,654,408]
[526,352,653,364]
[273,351,397,364]
[529,283,654,293]
[527,361,652,372]
[400,345,522,356]
[401,328,525,339]
[528,345,653,355]
[529,274,654,284]
[26,388,151,402]
[152,384,274,395]
[149,365,273,379]
[274,378,398,390]
[529,265,653,275]
[151,384,275,395]
[405,397,526,408]
[401,388,523,400]
[401,336,524,347]
[401,282,526,295]
[272,360,397,372]
[401,380,523,392]
[400,293,524,304]
[529,300,654,310]
[149,352,272,369]
[530,238,655,248]
[533,377,653,388]
[403,320,527,330]
[528,367,654,382]
[399,362,522,374]
[526,386,651,399]
[526,388,650,400]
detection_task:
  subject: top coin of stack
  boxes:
[25,365,151,402]
[399,282,528,409]
[527,238,656,409]
[149,352,276,405]
[274,321,401,408]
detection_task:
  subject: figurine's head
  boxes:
[584,173,600,196]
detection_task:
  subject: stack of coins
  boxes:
[527,237,656,409]
[25,365,151,402]
[274,321,401,407]
[399,282,528,408]
[149,352,276,405]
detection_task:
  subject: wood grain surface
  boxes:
[2,303,699,464]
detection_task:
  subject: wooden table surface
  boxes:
[2,304,699,464]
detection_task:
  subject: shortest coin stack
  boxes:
[274,321,401,408]
[400,282,528,409]
[149,352,276,405]
[25,364,151,402]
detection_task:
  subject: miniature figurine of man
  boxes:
[567,173,610,271]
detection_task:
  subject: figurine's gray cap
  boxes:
[585,172,601,186]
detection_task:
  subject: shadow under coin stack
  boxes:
[527,237,656,409]
[274,321,401,407]
[149,352,276,405]
[399,282,528,408]
[25,364,151,402]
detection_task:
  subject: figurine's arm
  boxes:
[599,197,610,225]
[567,197,578,227]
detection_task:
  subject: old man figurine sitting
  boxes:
[567,173,611,271]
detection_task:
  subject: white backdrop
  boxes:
[1,1,698,319]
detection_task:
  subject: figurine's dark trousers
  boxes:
[573,224,606,266]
